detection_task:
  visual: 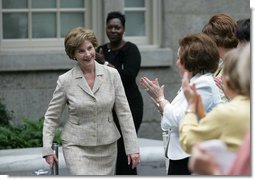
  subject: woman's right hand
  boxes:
[214,75,223,90]
[96,48,105,64]
[44,154,58,168]
[140,76,165,102]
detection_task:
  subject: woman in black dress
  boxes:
[96,11,143,175]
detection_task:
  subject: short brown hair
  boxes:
[202,13,238,48]
[64,27,98,60]
[178,33,219,75]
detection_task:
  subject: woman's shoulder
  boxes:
[123,41,139,50]
[99,64,121,83]
[96,61,118,75]
[192,73,215,87]
[96,43,108,51]
[58,64,79,80]
[59,67,73,78]
[212,96,249,115]
[125,41,136,46]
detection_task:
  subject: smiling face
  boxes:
[64,27,98,61]
[106,18,125,43]
[176,48,186,77]
[74,40,96,66]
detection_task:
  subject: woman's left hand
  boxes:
[127,153,140,169]
[214,75,223,90]
[96,48,105,64]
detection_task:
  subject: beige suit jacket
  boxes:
[43,61,139,157]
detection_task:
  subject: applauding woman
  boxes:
[140,33,221,175]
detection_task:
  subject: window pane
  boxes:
[61,12,84,37]
[2,0,27,9]
[60,0,84,8]
[32,13,56,38]
[125,12,144,36]
[3,13,28,39]
[125,0,144,7]
[32,0,56,8]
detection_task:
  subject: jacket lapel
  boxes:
[92,62,104,94]
[73,64,95,98]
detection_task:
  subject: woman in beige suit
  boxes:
[42,27,140,175]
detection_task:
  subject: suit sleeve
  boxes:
[112,69,140,154]
[42,77,67,157]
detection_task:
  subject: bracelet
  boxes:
[104,61,109,66]
[185,108,195,114]
[157,97,165,103]
[156,103,163,114]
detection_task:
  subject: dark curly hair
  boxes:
[106,11,126,28]
[178,33,219,75]
[236,18,250,43]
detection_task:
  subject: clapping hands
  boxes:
[140,77,165,102]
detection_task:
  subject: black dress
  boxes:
[97,41,144,175]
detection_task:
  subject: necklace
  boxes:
[107,40,126,52]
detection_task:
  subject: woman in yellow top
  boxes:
[187,43,251,175]
[179,48,250,154]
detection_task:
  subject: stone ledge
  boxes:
[0,48,173,72]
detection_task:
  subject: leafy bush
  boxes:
[0,98,13,127]
[0,98,61,149]
[0,118,62,150]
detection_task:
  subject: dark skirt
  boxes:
[168,157,191,175]
[113,90,143,175]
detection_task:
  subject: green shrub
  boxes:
[0,118,62,149]
[0,98,61,149]
[0,98,13,127]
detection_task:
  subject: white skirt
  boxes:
[62,140,117,175]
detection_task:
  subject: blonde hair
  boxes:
[64,27,98,60]
[222,48,242,93]
[237,43,250,97]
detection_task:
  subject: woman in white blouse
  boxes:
[140,33,221,175]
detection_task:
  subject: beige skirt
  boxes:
[62,140,117,175]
